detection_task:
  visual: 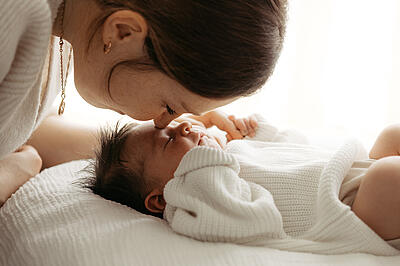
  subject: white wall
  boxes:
[219,0,400,149]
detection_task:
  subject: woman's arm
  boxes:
[0,0,53,159]
[1,114,100,205]
[27,114,99,169]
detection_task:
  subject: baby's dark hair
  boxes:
[84,122,162,218]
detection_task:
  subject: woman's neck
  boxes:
[52,0,100,46]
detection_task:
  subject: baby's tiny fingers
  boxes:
[243,118,255,137]
[221,119,242,140]
[235,118,248,136]
[249,116,258,130]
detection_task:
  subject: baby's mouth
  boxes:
[197,132,206,145]
[188,126,205,146]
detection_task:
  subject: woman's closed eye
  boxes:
[166,105,176,115]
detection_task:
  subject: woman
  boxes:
[0,0,287,204]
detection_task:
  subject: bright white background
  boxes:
[63,0,400,150]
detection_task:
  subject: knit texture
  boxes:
[164,118,400,256]
[1,161,399,266]
[0,0,63,158]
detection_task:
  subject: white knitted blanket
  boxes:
[1,160,400,266]
[164,120,400,256]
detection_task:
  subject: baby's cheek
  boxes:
[179,141,197,156]
[199,135,222,149]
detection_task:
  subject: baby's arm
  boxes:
[178,111,257,140]
[175,111,256,148]
[177,111,307,145]
[369,124,400,159]
[164,147,285,243]
[352,156,400,240]
[233,114,308,144]
[351,124,400,240]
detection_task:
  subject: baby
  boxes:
[85,112,400,255]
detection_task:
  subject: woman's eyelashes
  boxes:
[166,105,176,115]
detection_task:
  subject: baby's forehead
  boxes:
[128,120,179,138]
[127,122,158,143]
[121,123,156,165]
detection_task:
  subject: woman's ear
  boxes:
[102,10,148,54]
[144,188,166,214]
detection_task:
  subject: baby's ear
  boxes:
[144,188,166,213]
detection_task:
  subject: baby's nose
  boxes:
[177,121,192,135]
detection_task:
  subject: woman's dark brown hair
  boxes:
[92,0,288,98]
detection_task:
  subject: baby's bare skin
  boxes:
[352,124,400,240]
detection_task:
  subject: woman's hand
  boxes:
[0,145,42,206]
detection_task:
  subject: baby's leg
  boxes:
[352,156,400,240]
[370,124,400,159]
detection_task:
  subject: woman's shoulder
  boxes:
[0,0,52,82]
[0,0,52,37]
[1,0,51,22]
[0,0,54,158]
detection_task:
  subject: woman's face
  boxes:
[73,60,234,128]
[70,9,235,128]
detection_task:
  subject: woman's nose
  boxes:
[176,121,192,136]
[153,112,178,129]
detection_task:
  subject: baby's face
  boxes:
[124,121,220,188]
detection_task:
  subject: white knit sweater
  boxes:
[0,0,63,158]
[164,119,400,256]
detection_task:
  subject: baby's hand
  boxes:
[226,114,258,142]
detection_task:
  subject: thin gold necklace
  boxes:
[58,0,73,115]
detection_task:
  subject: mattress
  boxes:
[0,160,399,266]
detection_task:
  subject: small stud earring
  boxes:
[103,41,112,54]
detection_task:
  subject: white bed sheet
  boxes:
[0,159,399,266]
